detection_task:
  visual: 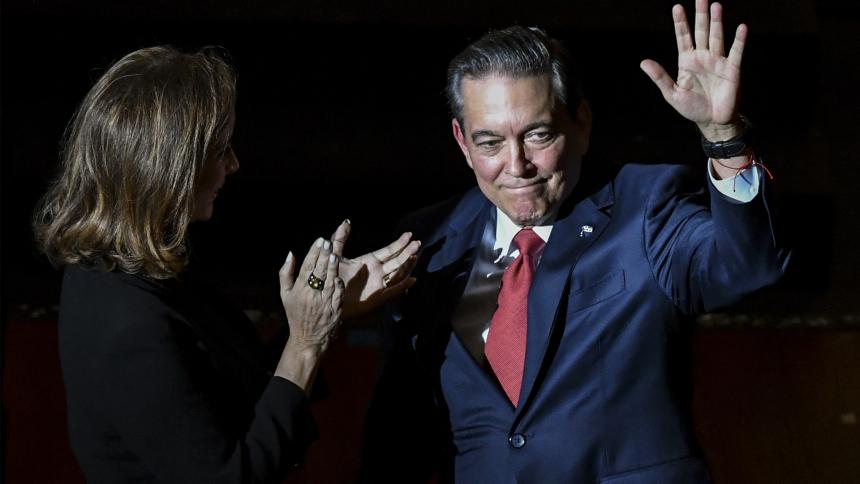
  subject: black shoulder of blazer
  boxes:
[59,265,317,483]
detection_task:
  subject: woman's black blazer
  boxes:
[58,265,315,483]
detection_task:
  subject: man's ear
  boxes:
[452,118,474,169]
[572,99,592,157]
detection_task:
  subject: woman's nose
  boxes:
[226,149,239,174]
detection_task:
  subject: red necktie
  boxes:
[485,228,545,406]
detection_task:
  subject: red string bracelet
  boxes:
[713,151,774,192]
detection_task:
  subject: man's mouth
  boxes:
[505,179,546,191]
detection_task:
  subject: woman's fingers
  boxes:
[381,238,419,275]
[330,219,350,258]
[331,278,344,320]
[381,240,420,275]
[323,276,344,351]
[322,252,338,299]
[279,235,349,358]
[382,255,418,287]
[310,240,332,288]
[377,277,417,304]
[278,251,296,291]
[371,232,413,262]
[300,238,325,280]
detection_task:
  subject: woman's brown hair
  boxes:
[34,46,236,279]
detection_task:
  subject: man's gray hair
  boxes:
[446,26,582,127]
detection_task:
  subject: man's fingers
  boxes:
[640,60,676,99]
[372,232,413,262]
[693,0,710,50]
[279,251,296,292]
[727,24,747,67]
[330,219,350,258]
[709,2,725,56]
[673,4,693,52]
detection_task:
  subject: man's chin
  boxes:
[505,206,551,227]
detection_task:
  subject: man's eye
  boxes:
[528,131,554,143]
[478,140,502,149]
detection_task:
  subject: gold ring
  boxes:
[307,273,325,290]
[382,273,393,289]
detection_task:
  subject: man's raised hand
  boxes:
[640,0,747,139]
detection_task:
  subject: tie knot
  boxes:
[513,228,545,258]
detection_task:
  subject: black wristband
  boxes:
[700,114,752,159]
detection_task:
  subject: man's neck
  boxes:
[494,208,554,258]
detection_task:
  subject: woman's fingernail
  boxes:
[344,218,351,225]
[330,253,337,263]
[316,237,324,247]
[286,251,293,262]
[324,240,332,251]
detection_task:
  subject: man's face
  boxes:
[453,75,591,226]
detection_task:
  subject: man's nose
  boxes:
[505,141,531,177]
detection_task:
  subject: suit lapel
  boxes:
[426,190,492,275]
[414,190,492,371]
[516,182,615,410]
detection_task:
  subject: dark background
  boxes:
[2,1,859,483]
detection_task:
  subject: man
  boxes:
[362,1,789,482]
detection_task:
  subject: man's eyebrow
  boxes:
[471,129,501,142]
[522,121,553,132]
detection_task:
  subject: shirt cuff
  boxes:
[708,159,760,203]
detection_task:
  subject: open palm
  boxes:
[330,221,419,318]
[641,0,747,129]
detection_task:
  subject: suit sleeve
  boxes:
[643,164,790,315]
[101,303,316,484]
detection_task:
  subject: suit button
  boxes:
[509,433,526,448]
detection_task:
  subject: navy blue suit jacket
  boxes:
[361,163,789,483]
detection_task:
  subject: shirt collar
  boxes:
[493,207,554,259]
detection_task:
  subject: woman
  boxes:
[33,46,418,483]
